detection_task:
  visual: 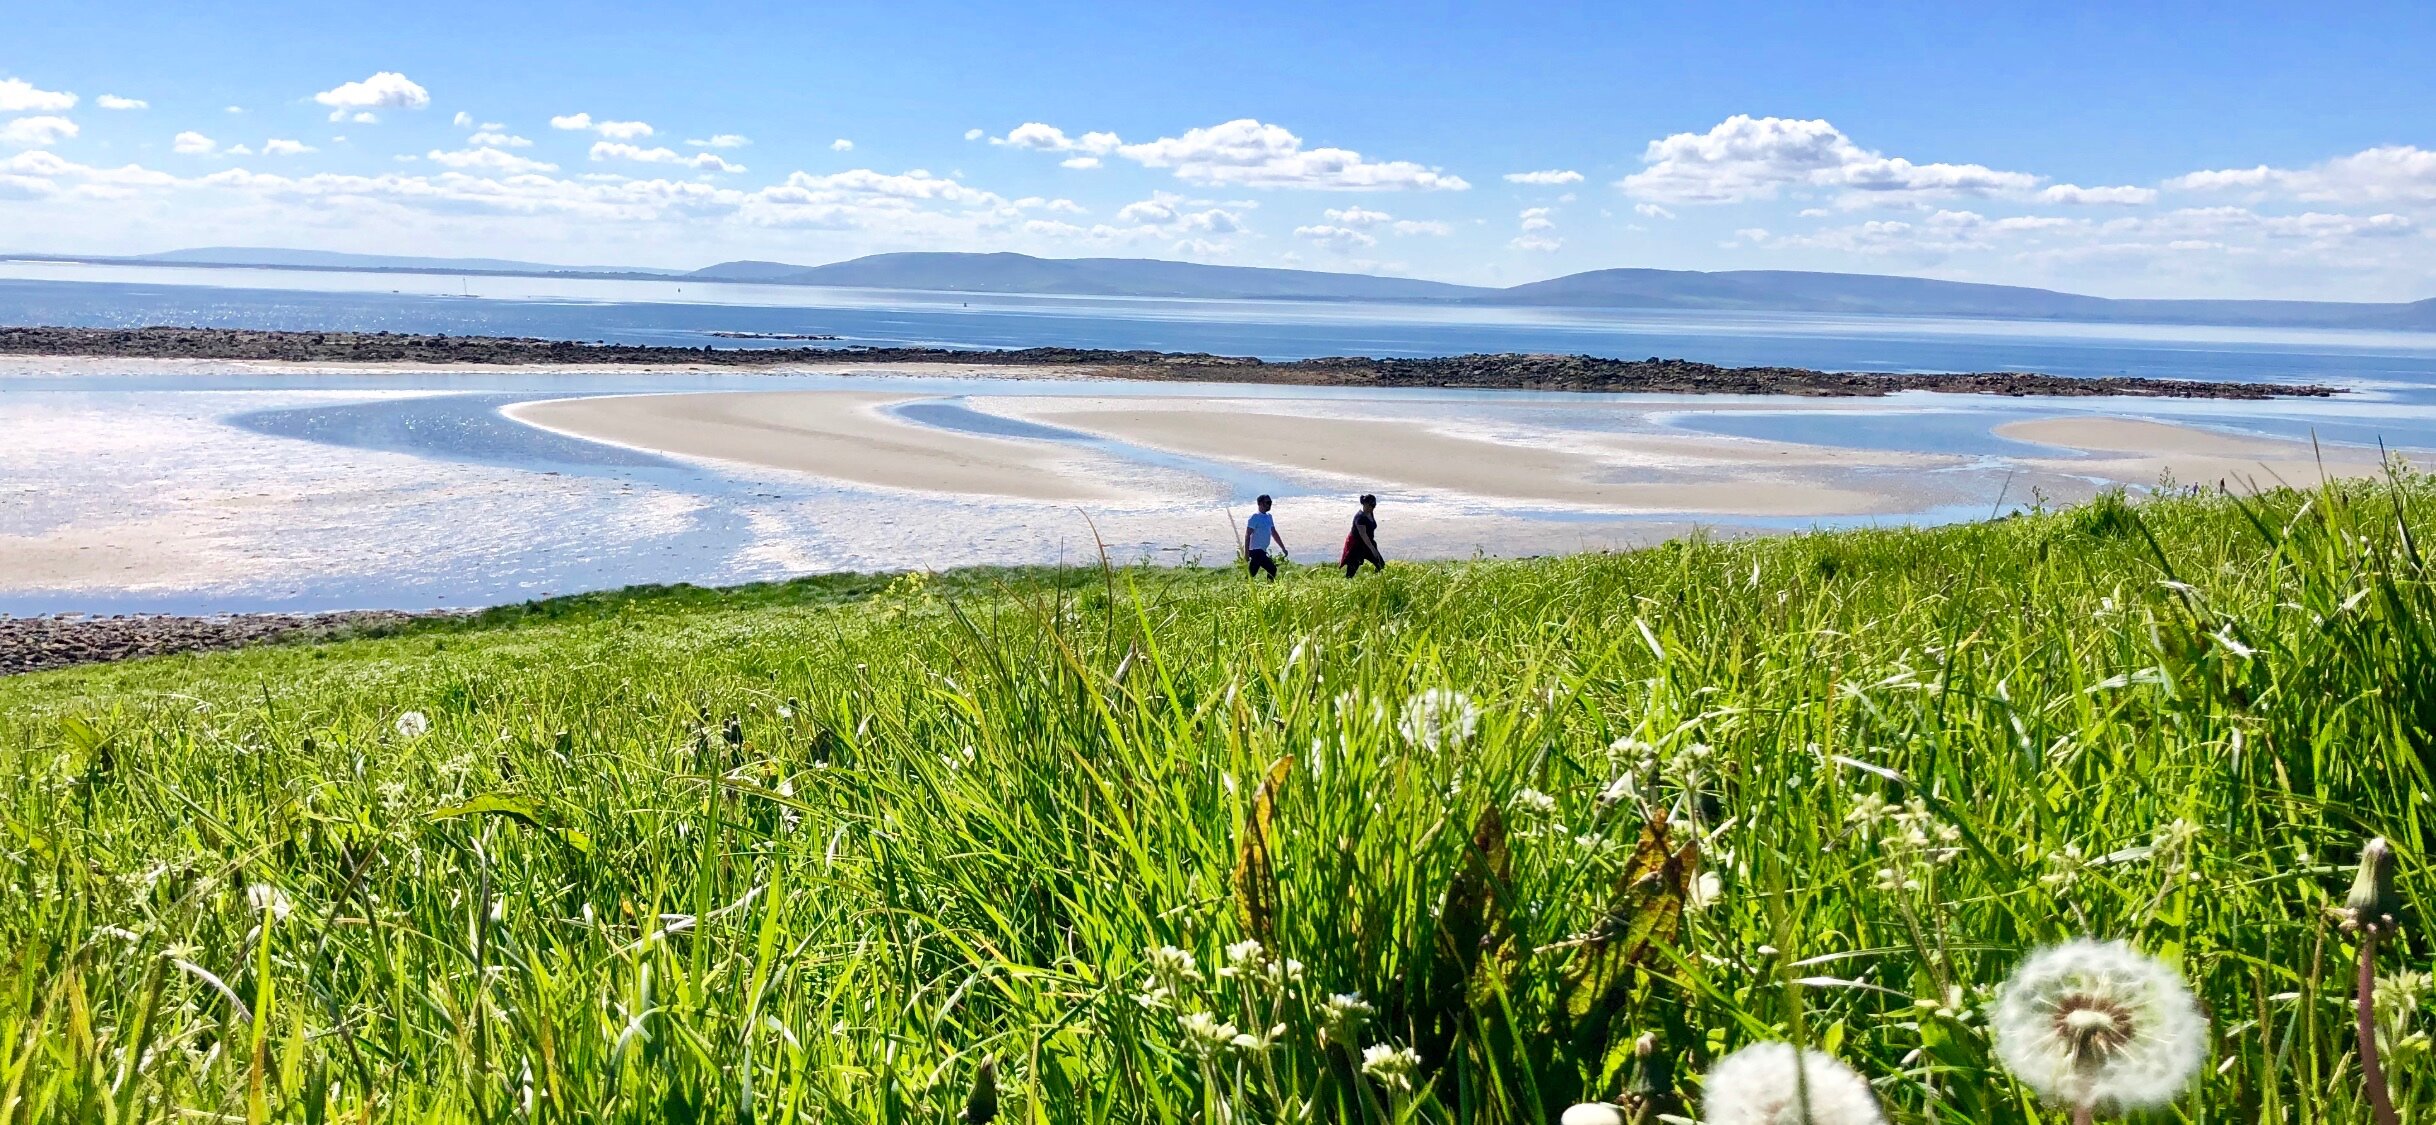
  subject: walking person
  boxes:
[1340,493,1385,577]
[1244,494,1287,581]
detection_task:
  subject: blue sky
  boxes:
[7,1,2436,299]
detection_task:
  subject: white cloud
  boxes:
[1392,219,1451,236]
[452,111,472,127]
[262,138,316,156]
[1111,191,1245,234]
[831,138,854,152]
[688,134,750,149]
[1116,119,1467,191]
[96,95,147,111]
[963,128,984,141]
[313,72,429,121]
[0,79,76,113]
[999,118,1466,191]
[1634,202,1676,219]
[467,131,531,148]
[2170,145,2436,205]
[1620,114,2037,205]
[589,142,744,173]
[1519,206,1555,232]
[994,122,1122,155]
[1322,205,1392,227]
[1504,169,1583,185]
[224,144,255,156]
[1294,223,1376,250]
[1510,235,1561,252]
[427,146,559,173]
[224,106,243,115]
[172,131,216,156]
[552,113,654,140]
[1059,156,1100,169]
[0,116,77,148]
[2039,183,2158,205]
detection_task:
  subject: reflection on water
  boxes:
[8,266,2436,614]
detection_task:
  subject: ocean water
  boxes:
[7,262,2436,615]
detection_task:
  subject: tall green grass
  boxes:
[5,475,2435,1123]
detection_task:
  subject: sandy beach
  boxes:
[508,391,1144,501]
[1998,416,2387,487]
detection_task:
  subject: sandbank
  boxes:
[993,397,1921,515]
[1997,416,2389,486]
[507,391,1136,501]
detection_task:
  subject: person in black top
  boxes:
[1340,494,1385,577]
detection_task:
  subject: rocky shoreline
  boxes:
[0,325,2341,398]
[1,610,444,676]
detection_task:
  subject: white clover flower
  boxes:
[1701,1041,1885,1125]
[245,883,294,921]
[394,711,430,739]
[1320,992,1374,1045]
[1509,788,1558,818]
[1178,1011,1239,1059]
[1360,1043,1421,1090]
[1991,940,2207,1115]
[1221,938,1266,977]
[1398,689,1480,752]
[1147,945,1203,985]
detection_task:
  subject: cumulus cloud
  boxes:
[2039,183,2158,205]
[172,131,216,155]
[998,118,1467,190]
[2170,145,2436,205]
[1322,205,1392,227]
[1634,202,1675,219]
[1060,156,1100,169]
[1504,169,1583,185]
[550,113,654,140]
[589,142,744,173]
[1294,223,1376,250]
[96,95,147,111]
[452,111,473,128]
[467,131,531,148]
[0,116,77,147]
[1620,114,2037,205]
[1111,191,1246,234]
[262,138,316,156]
[1518,206,1555,232]
[313,72,429,121]
[994,123,1121,155]
[428,146,559,173]
[689,134,750,148]
[831,138,854,152]
[0,79,76,113]
[1510,235,1561,252]
[963,128,984,141]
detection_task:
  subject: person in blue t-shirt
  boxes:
[1244,494,1288,580]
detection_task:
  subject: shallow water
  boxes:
[8,264,2436,615]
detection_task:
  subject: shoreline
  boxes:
[0,325,2344,399]
[0,609,447,676]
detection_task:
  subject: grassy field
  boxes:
[5,477,2434,1124]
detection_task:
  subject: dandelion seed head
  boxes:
[1991,939,2207,1114]
[1559,1103,1625,1125]
[1398,689,1479,752]
[245,883,293,921]
[1701,1042,1885,1125]
[394,711,430,739]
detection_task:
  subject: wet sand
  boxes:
[1997,416,2388,486]
[508,391,1140,501]
[1003,398,1918,515]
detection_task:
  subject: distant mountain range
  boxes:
[14,247,2435,331]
